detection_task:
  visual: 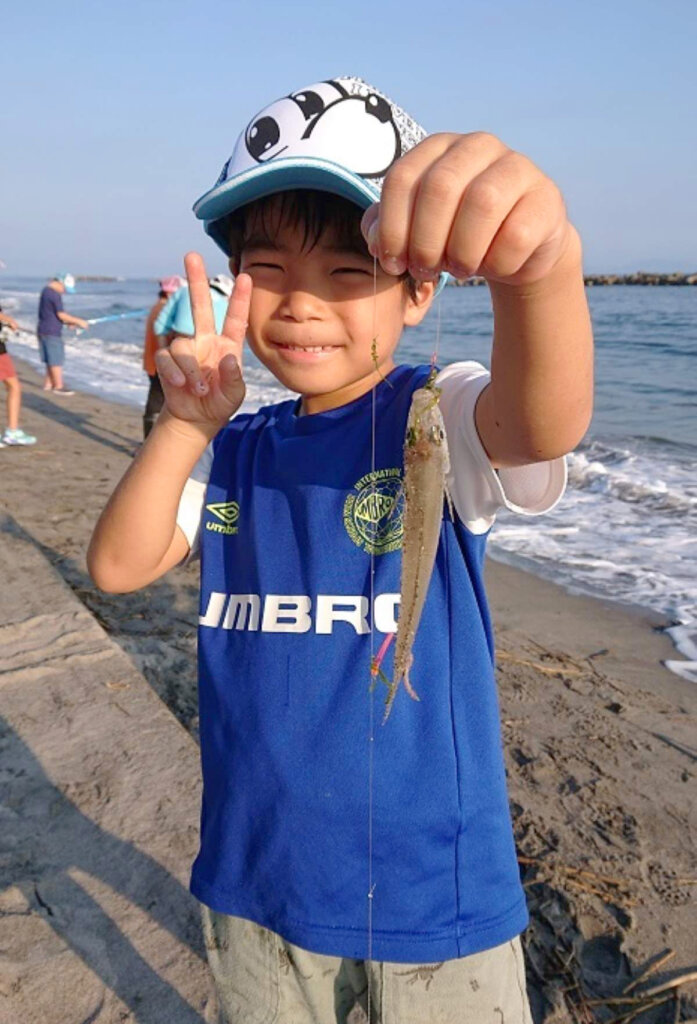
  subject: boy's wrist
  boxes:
[156,408,222,447]
[488,224,584,302]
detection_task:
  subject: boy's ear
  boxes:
[403,280,436,327]
[228,256,240,276]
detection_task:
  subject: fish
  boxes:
[382,369,452,722]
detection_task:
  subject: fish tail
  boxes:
[382,656,419,724]
[402,655,420,702]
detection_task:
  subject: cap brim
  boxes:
[194,157,380,253]
[194,156,449,295]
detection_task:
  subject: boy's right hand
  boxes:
[155,252,251,435]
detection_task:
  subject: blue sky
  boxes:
[2,0,695,277]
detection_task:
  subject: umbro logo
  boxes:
[205,500,240,535]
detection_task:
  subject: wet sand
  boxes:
[2,358,696,1022]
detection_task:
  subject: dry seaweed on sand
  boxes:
[518,854,697,1022]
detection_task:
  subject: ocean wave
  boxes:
[75,337,142,358]
[664,623,697,684]
[491,427,697,682]
[0,293,34,310]
[568,451,697,514]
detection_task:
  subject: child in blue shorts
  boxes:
[88,77,593,1023]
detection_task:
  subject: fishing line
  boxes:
[86,309,148,325]
[366,251,378,1022]
[432,279,442,370]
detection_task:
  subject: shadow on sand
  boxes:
[1,716,208,1023]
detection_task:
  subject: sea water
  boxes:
[2,277,695,682]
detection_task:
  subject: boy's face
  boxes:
[235,206,434,414]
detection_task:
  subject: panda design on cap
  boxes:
[216,77,427,188]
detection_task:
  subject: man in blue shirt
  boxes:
[36,273,88,395]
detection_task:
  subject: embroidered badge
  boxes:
[343,468,403,555]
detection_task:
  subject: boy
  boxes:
[88,77,593,1023]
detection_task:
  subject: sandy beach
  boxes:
[2,356,695,1023]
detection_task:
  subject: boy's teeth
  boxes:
[283,344,333,352]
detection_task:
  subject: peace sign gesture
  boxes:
[155,252,251,429]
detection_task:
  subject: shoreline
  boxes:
[485,558,691,704]
[2,357,696,1019]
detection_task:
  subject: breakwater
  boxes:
[75,275,123,282]
[451,272,697,286]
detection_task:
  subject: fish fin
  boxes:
[383,657,419,723]
[402,654,420,702]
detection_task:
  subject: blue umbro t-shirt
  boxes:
[190,365,530,963]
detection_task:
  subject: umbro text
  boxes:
[199,592,401,634]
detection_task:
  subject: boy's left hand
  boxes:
[362,132,576,288]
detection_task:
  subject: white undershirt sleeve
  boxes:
[175,442,214,559]
[436,362,568,535]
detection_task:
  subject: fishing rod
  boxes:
[73,309,149,336]
[85,309,148,326]
[1,299,150,343]
[1,308,148,339]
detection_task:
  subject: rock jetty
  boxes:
[450,271,697,286]
[75,275,121,282]
[584,271,697,285]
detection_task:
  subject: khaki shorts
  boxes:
[201,907,533,1024]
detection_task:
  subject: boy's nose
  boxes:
[278,289,325,322]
